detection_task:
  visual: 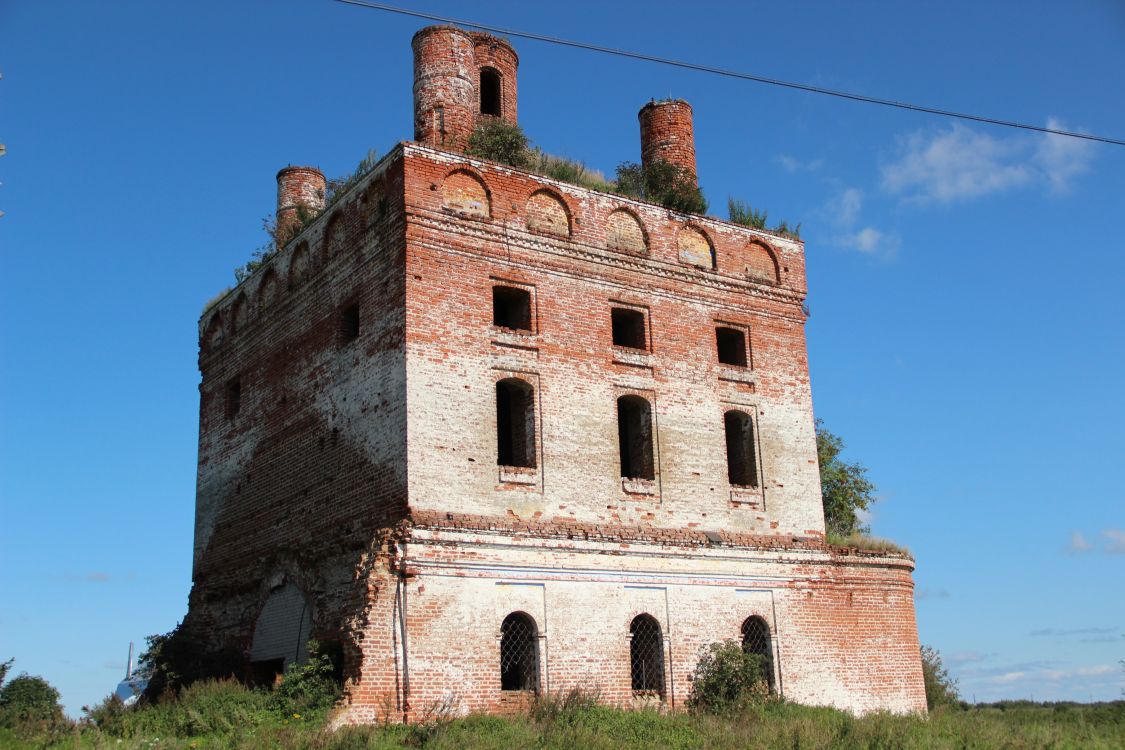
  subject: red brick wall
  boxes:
[187,154,409,684]
[639,100,697,182]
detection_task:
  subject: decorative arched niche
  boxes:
[677,225,715,269]
[606,209,648,256]
[526,189,571,237]
[744,241,780,284]
[441,169,491,218]
[289,242,311,289]
[230,293,248,334]
[257,270,279,313]
[203,312,223,352]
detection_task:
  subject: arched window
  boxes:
[496,378,536,468]
[629,614,664,694]
[480,68,501,116]
[724,410,759,487]
[617,396,654,480]
[499,612,538,691]
[741,616,774,690]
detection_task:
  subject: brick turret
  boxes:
[275,166,325,246]
[412,25,519,152]
[638,99,697,185]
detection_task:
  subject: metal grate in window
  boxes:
[629,614,665,693]
[741,616,774,690]
[500,613,538,691]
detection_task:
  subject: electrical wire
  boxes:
[332,0,1125,147]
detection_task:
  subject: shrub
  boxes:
[466,119,531,169]
[0,672,67,736]
[528,687,602,724]
[616,159,708,214]
[687,640,770,714]
[140,624,242,702]
[921,645,960,710]
[270,640,343,717]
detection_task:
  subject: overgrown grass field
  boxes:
[2,680,1121,750]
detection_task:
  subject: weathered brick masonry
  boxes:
[184,24,926,722]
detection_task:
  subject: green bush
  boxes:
[0,671,67,737]
[616,160,708,214]
[921,645,960,710]
[466,119,532,169]
[271,641,343,717]
[687,640,770,714]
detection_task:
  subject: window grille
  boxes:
[629,614,664,694]
[500,612,539,691]
[741,616,774,691]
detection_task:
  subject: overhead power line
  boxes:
[333,0,1125,147]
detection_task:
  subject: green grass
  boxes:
[9,680,1123,750]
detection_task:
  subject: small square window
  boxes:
[225,378,242,419]
[493,286,532,331]
[340,303,360,344]
[612,308,647,350]
[716,326,748,367]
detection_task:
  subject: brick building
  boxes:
[186,25,927,721]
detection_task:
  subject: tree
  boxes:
[920,645,960,709]
[816,419,877,537]
[0,668,65,733]
[615,159,708,214]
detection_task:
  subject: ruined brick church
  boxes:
[187,25,926,721]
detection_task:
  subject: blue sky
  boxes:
[2,0,1122,715]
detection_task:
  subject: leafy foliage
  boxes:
[270,641,343,717]
[466,119,532,168]
[0,669,66,736]
[921,645,961,710]
[140,624,242,702]
[816,419,877,537]
[234,150,378,284]
[0,659,11,686]
[616,159,708,214]
[687,640,770,714]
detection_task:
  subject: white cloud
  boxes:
[827,187,863,225]
[776,154,823,173]
[1066,531,1094,554]
[1104,528,1125,554]
[1037,117,1095,193]
[839,227,901,258]
[823,187,900,260]
[881,119,1095,203]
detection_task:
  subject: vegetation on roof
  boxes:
[465,119,706,214]
[728,198,801,240]
[231,150,379,286]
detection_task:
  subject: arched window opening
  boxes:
[480,68,502,116]
[741,616,774,691]
[496,378,536,468]
[629,614,664,694]
[499,612,539,691]
[724,410,759,487]
[617,396,654,480]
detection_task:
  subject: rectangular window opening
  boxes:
[340,303,360,344]
[225,378,242,420]
[716,326,748,367]
[493,286,533,332]
[612,307,647,350]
